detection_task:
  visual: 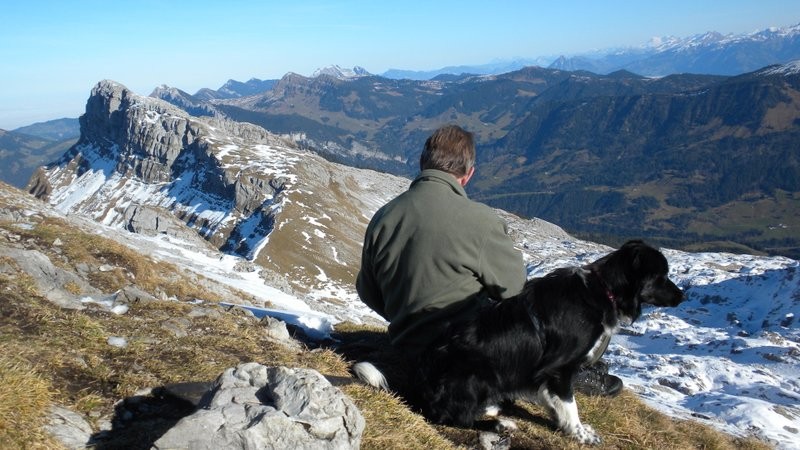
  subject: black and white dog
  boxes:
[354,240,685,444]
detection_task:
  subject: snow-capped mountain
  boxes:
[311,65,371,79]
[647,31,730,51]
[550,22,800,76]
[760,59,800,76]
[647,23,800,52]
[27,80,800,449]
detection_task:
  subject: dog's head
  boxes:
[589,240,685,323]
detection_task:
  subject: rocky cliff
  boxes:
[27,80,411,307]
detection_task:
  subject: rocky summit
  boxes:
[26,80,411,317]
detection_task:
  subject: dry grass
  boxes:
[0,349,61,449]
[0,267,346,445]
[344,384,459,450]
[3,217,229,300]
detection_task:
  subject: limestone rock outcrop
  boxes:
[27,80,291,256]
[152,363,365,450]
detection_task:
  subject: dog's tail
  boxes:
[352,361,390,391]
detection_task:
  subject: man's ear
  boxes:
[459,166,475,187]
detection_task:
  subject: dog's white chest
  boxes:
[584,327,614,365]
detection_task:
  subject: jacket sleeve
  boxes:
[477,216,526,300]
[356,242,387,318]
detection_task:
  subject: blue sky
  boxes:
[1,0,799,130]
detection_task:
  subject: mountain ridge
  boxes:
[162,21,800,102]
[0,124,77,189]
[549,22,800,76]
[153,60,800,259]
[11,117,80,141]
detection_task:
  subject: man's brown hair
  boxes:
[419,125,475,177]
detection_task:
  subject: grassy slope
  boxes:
[0,189,771,449]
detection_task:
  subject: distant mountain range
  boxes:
[12,117,80,141]
[5,22,800,258]
[148,22,800,103]
[193,78,278,101]
[186,22,800,99]
[381,58,553,80]
[0,118,79,188]
[549,23,800,76]
[476,62,800,257]
[145,57,800,258]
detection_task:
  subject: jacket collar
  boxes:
[411,169,468,198]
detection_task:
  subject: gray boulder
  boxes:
[122,204,204,243]
[0,247,97,309]
[46,405,94,449]
[152,363,364,450]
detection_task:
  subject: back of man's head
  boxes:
[420,125,475,177]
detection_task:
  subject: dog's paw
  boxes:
[478,431,511,450]
[495,417,518,434]
[572,423,601,445]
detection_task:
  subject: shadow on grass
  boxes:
[88,382,211,450]
[327,328,414,399]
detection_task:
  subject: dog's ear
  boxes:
[632,253,643,273]
[622,240,645,254]
[623,240,668,276]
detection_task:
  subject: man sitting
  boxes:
[356,124,621,396]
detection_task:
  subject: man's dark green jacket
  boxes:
[356,169,526,351]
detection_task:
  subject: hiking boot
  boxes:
[573,361,623,397]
